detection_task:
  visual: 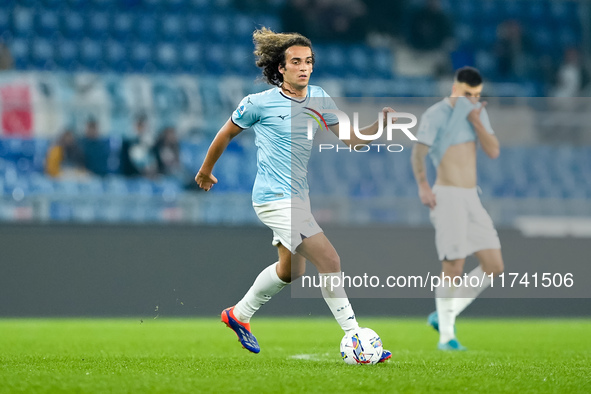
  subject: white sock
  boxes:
[319,272,360,333]
[435,282,456,344]
[233,262,288,323]
[453,266,491,316]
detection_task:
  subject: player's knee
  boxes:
[327,253,341,271]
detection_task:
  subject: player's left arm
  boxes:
[328,107,397,147]
[468,102,500,159]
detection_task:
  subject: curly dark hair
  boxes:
[253,27,315,87]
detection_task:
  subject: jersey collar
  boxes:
[279,86,309,103]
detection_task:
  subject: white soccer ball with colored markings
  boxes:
[340,327,384,365]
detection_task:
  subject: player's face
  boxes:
[452,82,483,103]
[279,45,313,89]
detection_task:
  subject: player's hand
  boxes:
[468,101,487,124]
[195,171,218,191]
[382,107,397,123]
[419,184,436,209]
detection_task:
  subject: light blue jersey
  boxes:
[231,85,338,204]
[416,97,494,168]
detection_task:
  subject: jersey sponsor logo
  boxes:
[277,114,289,120]
[235,104,245,118]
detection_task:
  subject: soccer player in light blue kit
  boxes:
[411,67,505,350]
[196,28,393,361]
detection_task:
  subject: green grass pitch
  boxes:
[0,318,590,393]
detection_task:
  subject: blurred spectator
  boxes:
[551,48,587,97]
[154,126,194,188]
[406,0,453,51]
[81,118,110,176]
[494,20,533,79]
[120,114,157,177]
[154,126,181,176]
[45,130,88,178]
[0,41,13,70]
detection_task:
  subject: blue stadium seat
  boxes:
[104,40,129,72]
[558,27,579,47]
[129,41,155,72]
[204,44,228,74]
[550,1,572,20]
[371,48,394,79]
[349,46,370,77]
[31,38,55,69]
[156,42,179,72]
[532,26,555,53]
[41,0,62,7]
[28,174,55,195]
[255,15,281,32]
[455,0,477,22]
[56,39,79,71]
[188,0,211,11]
[233,14,255,41]
[53,180,82,196]
[86,11,110,39]
[475,50,496,77]
[142,0,163,12]
[36,9,59,36]
[9,38,31,70]
[525,1,548,22]
[161,14,184,40]
[112,13,134,40]
[125,178,156,196]
[103,177,128,196]
[479,0,501,23]
[77,178,105,196]
[61,10,85,39]
[66,0,87,10]
[228,44,254,74]
[455,23,474,47]
[185,13,205,40]
[14,0,38,6]
[503,0,525,19]
[79,38,104,71]
[179,42,204,73]
[323,45,346,76]
[0,8,10,33]
[90,0,117,10]
[135,12,158,42]
[163,0,188,12]
[12,7,35,38]
[477,23,497,48]
[209,14,231,43]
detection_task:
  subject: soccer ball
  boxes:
[340,327,384,365]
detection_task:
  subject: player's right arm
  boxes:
[195,119,243,191]
[411,142,436,209]
[412,109,439,209]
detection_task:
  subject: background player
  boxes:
[196,28,393,360]
[411,66,504,350]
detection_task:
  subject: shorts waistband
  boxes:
[432,184,478,194]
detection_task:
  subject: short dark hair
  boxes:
[454,66,483,87]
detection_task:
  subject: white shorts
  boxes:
[253,196,323,254]
[430,185,501,261]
